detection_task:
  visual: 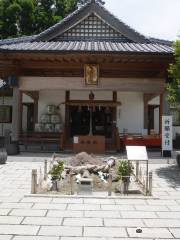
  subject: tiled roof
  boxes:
[0,35,36,46]
[0,41,173,54]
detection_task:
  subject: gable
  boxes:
[52,13,132,42]
[37,1,149,43]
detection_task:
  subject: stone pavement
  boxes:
[0,153,180,239]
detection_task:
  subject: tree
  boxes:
[0,0,106,39]
[0,0,79,38]
[167,39,180,108]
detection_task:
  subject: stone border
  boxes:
[25,194,159,200]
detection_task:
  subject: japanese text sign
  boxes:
[162,116,173,151]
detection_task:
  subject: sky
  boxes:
[105,0,180,41]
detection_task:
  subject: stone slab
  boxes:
[63,218,103,226]
[10,209,47,217]
[39,226,82,237]
[32,203,67,210]
[0,225,39,235]
[67,204,100,210]
[84,227,127,237]
[144,219,180,227]
[101,204,135,211]
[47,210,83,218]
[121,211,157,218]
[12,236,59,240]
[104,218,145,227]
[169,228,180,238]
[127,227,173,238]
[0,216,23,224]
[85,211,121,218]
[22,216,62,225]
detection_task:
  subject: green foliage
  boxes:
[117,160,132,182]
[49,160,64,181]
[167,39,180,108]
[0,0,79,38]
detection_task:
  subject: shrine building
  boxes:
[0,0,176,154]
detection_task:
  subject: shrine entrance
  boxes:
[64,94,121,153]
[70,106,113,138]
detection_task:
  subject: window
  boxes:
[0,106,12,123]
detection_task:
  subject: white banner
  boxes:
[162,116,173,151]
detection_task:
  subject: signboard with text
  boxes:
[126,146,148,161]
[162,116,173,152]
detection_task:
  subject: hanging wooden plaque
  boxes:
[84,64,99,85]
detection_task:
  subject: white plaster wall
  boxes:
[117,92,144,134]
[38,90,65,123]
[0,96,12,136]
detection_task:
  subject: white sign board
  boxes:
[126,146,148,161]
[162,116,173,151]
[73,137,79,144]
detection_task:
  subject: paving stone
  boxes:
[101,204,135,211]
[144,219,180,227]
[12,237,59,240]
[169,228,180,238]
[121,211,157,218]
[0,203,33,209]
[104,218,145,227]
[0,209,11,215]
[0,216,23,224]
[156,211,180,218]
[85,210,121,218]
[21,197,52,203]
[84,199,115,204]
[67,204,100,210]
[63,218,103,226]
[127,227,173,238]
[84,227,127,237]
[10,209,47,217]
[115,199,147,205]
[47,210,83,218]
[22,216,62,225]
[52,198,83,204]
[61,238,105,240]
[168,205,180,211]
[0,235,12,240]
[135,205,169,211]
[39,226,82,237]
[0,225,39,235]
[32,203,67,210]
[147,199,178,205]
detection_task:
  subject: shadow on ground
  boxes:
[156,165,180,188]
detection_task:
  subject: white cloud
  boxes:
[105,0,180,40]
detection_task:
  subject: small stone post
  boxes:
[148,171,153,196]
[31,169,37,194]
[70,173,74,195]
[108,173,112,196]
[136,161,139,182]
[44,159,48,180]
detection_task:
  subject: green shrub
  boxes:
[49,161,64,181]
[117,160,132,182]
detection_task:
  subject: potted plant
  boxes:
[48,160,64,191]
[117,160,132,194]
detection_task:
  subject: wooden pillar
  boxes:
[12,87,21,141]
[65,91,70,145]
[143,93,157,131]
[159,93,164,134]
[112,91,117,149]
